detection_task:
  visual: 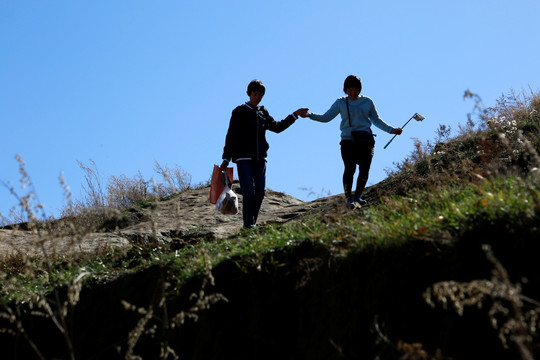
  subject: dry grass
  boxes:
[424,244,540,360]
[54,160,194,233]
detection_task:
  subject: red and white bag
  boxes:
[209,165,233,204]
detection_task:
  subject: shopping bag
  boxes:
[209,165,233,204]
[216,182,239,215]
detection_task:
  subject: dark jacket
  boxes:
[222,103,296,163]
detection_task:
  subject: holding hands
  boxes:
[294,108,310,118]
[220,107,310,172]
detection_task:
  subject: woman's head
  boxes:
[343,75,362,94]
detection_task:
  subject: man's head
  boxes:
[247,79,266,96]
[247,79,265,107]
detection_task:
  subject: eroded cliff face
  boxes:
[3,226,539,360]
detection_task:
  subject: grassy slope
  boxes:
[1,92,539,359]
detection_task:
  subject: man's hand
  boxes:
[393,128,403,135]
[220,160,229,170]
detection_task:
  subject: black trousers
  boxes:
[340,140,374,198]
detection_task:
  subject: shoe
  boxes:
[346,197,356,209]
[353,196,367,206]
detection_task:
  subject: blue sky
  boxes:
[1,1,539,222]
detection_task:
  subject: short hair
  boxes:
[247,79,266,95]
[343,75,362,94]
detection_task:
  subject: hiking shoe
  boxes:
[353,196,367,206]
[346,197,356,209]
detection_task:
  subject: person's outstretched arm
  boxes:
[264,107,308,133]
[306,99,340,123]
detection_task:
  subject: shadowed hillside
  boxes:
[0,91,539,359]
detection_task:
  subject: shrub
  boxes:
[106,172,150,209]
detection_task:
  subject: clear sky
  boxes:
[1,1,539,222]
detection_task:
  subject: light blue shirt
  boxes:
[308,95,395,140]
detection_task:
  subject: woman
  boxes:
[305,75,402,208]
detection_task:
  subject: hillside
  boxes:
[0,91,539,360]
[0,183,355,258]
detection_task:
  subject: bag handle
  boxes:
[346,97,352,128]
[221,170,231,187]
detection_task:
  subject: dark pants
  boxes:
[236,160,266,228]
[340,140,374,198]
